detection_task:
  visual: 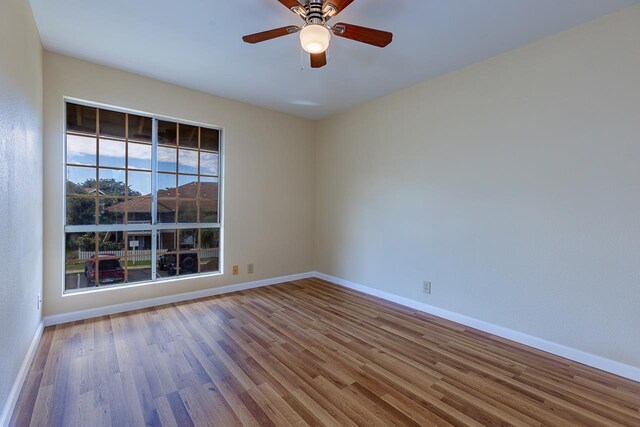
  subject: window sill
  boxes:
[62,270,224,297]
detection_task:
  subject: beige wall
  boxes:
[43,52,315,316]
[38,4,640,371]
[315,6,640,368]
[0,0,43,419]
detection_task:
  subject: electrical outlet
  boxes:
[233,265,239,275]
[247,263,254,274]
[37,293,42,310]
[423,281,432,294]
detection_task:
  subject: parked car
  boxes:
[158,253,198,276]
[85,255,125,285]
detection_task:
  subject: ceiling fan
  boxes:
[242,0,393,69]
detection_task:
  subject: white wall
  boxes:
[0,0,43,420]
[43,53,315,317]
[315,6,640,368]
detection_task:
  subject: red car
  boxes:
[84,255,125,285]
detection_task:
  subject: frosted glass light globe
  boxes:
[299,24,331,54]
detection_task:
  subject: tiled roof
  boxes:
[105,182,218,213]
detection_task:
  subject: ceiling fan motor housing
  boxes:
[306,0,326,26]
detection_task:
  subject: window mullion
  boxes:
[151,118,159,280]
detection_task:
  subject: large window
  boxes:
[64,101,222,292]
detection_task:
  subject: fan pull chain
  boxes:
[300,46,305,71]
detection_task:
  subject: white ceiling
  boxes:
[30,0,639,119]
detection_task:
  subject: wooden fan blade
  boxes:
[242,26,300,44]
[277,0,303,12]
[324,0,356,14]
[332,22,393,47]
[310,52,327,68]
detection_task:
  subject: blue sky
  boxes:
[67,134,219,196]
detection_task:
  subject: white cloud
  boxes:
[128,143,151,160]
[67,135,216,174]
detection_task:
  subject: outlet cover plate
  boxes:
[423,281,432,294]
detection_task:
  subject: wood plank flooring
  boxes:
[11,278,640,426]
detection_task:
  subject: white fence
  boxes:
[200,249,219,259]
[78,249,165,262]
[77,248,219,262]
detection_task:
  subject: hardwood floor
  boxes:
[11,278,640,426]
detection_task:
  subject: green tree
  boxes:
[67,178,142,225]
[67,197,96,225]
[72,178,142,197]
[201,228,220,248]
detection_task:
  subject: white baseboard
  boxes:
[312,272,640,383]
[44,272,314,326]
[0,321,44,427]
[38,270,640,383]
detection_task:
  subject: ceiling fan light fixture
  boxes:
[242,1,393,69]
[299,24,331,54]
